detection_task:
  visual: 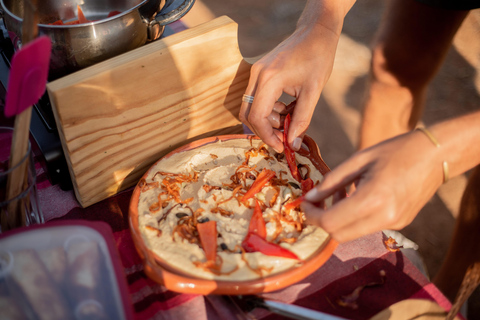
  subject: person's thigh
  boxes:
[372,0,469,89]
[433,165,480,302]
[359,0,470,148]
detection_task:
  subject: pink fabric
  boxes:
[105,223,458,320]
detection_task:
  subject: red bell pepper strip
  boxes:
[283,114,302,182]
[49,20,64,25]
[301,178,314,194]
[48,6,96,25]
[242,168,276,204]
[107,10,122,18]
[284,195,305,211]
[77,5,89,24]
[242,233,299,260]
[247,199,267,239]
[63,20,81,25]
[197,220,217,261]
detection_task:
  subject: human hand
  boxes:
[301,130,445,243]
[239,22,341,153]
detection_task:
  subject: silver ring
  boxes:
[242,94,254,104]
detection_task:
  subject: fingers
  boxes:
[239,65,285,152]
[300,153,373,236]
[302,191,370,238]
[239,97,287,152]
[241,90,317,152]
[287,91,319,151]
[330,213,394,243]
[267,112,281,128]
[267,101,288,128]
[300,148,414,243]
[239,56,320,152]
[302,191,377,243]
[305,154,367,204]
[250,105,284,153]
[303,190,406,243]
[273,100,288,114]
[304,200,389,243]
[246,80,285,151]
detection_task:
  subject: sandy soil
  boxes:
[183,0,480,316]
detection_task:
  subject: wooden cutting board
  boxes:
[370,299,461,319]
[47,16,252,207]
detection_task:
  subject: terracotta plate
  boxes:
[129,134,341,295]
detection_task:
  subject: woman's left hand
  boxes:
[302,130,445,243]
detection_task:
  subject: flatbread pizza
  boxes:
[137,134,331,281]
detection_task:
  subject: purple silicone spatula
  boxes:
[2,0,51,229]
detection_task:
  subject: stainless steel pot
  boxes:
[0,0,195,80]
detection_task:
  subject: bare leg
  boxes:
[361,0,478,303]
[434,165,480,302]
[359,0,468,149]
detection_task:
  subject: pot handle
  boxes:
[155,0,196,26]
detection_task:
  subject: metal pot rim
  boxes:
[0,0,148,28]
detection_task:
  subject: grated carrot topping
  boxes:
[211,207,234,217]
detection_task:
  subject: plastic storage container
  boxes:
[0,220,134,319]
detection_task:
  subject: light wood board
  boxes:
[47,16,251,207]
[370,299,461,320]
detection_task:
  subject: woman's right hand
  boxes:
[239,0,354,153]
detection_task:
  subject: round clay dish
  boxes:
[129,134,341,295]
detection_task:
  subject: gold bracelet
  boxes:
[415,127,449,183]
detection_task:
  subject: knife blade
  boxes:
[260,299,349,320]
[234,295,349,320]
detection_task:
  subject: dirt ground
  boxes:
[182,0,480,316]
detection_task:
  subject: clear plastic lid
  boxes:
[0,220,133,320]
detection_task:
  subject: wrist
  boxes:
[429,110,480,180]
[415,127,449,184]
[297,0,355,37]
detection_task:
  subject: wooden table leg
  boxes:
[447,263,480,320]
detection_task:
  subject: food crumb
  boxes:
[383,236,403,252]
